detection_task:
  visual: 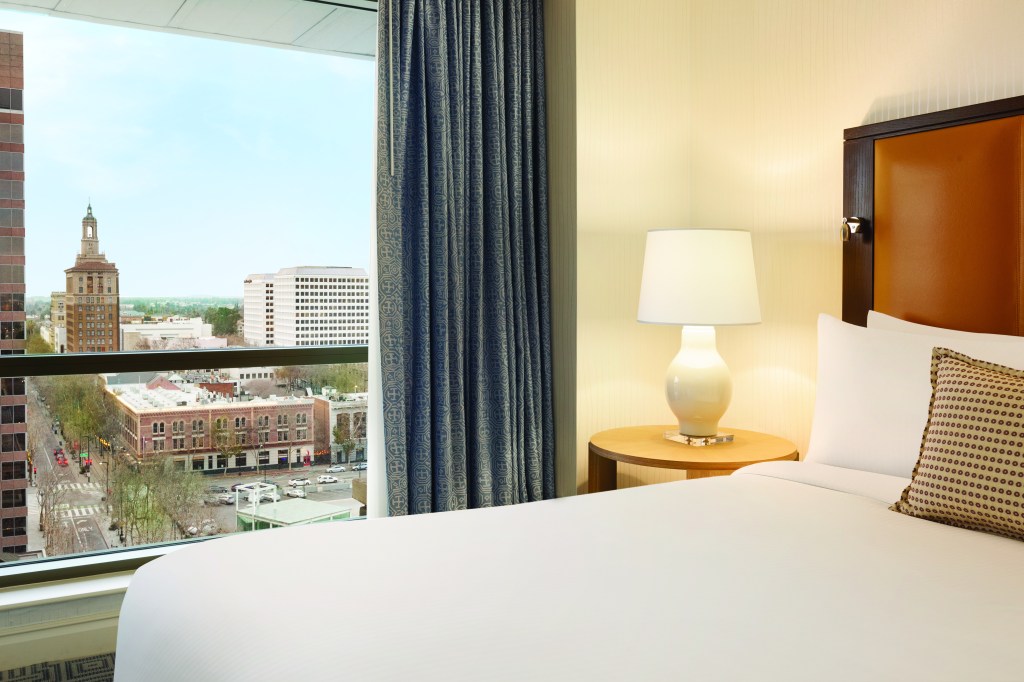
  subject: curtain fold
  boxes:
[376,0,554,515]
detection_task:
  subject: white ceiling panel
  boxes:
[0,0,376,59]
[295,6,374,55]
[0,0,57,8]
[53,0,185,26]
[170,0,332,46]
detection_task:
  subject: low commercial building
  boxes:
[39,322,66,354]
[235,497,361,531]
[105,374,316,473]
[121,317,221,350]
[312,391,367,463]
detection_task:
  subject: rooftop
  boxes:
[235,498,360,526]
[105,378,313,414]
[275,266,368,278]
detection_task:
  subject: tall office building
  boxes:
[243,266,369,347]
[64,204,121,353]
[242,273,275,346]
[0,30,26,554]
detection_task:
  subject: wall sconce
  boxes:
[840,217,868,241]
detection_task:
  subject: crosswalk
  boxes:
[58,505,104,519]
[56,482,101,492]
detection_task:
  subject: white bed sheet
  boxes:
[114,463,1024,681]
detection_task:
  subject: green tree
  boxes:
[203,306,242,337]
[25,320,54,354]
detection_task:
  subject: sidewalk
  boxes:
[24,482,44,554]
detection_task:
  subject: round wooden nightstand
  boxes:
[587,425,799,493]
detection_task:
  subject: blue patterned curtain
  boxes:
[376,0,554,515]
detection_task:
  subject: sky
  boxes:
[0,8,375,298]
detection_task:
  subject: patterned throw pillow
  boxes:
[891,348,1024,540]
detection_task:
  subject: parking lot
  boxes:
[197,464,366,534]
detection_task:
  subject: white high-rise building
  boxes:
[243,273,275,346]
[243,266,369,347]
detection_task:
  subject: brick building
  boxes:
[65,204,120,352]
[312,392,367,464]
[106,376,316,472]
[0,30,27,554]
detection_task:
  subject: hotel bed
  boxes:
[114,98,1024,680]
[114,460,1024,681]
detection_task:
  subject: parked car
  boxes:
[248,490,280,503]
[284,487,307,498]
[230,483,251,492]
[352,463,368,471]
[206,485,229,494]
[288,478,311,487]
[186,520,219,537]
[58,457,68,467]
[316,474,338,484]
[326,464,346,473]
[217,493,235,505]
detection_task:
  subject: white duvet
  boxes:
[114,462,1024,681]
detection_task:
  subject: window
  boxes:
[1,489,25,508]
[0,404,25,423]
[1,460,25,479]
[1,433,25,452]
[296,428,308,441]
[1,516,25,536]
[1,10,373,573]
[296,413,308,425]
[277,429,288,442]
[1,377,24,395]
[277,414,289,426]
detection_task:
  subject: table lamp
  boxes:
[637,229,761,446]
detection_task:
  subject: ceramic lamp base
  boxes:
[665,325,732,438]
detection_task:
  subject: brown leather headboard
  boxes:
[843,96,1024,335]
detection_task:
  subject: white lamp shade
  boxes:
[637,229,761,326]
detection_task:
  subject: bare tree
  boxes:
[109,452,210,546]
[36,469,75,556]
[242,379,274,398]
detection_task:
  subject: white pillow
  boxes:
[866,310,1022,343]
[806,314,1024,478]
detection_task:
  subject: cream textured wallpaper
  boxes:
[544,0,578,498]
[569,0,1024,491]
[575,0,693,491]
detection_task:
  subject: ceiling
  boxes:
[0,0,377,59]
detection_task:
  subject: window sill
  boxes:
[0,540,200,667]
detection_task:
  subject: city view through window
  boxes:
[0,11,373,561]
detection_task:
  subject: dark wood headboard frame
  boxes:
[843,95,1024,326]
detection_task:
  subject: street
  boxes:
[28,383,112,553]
